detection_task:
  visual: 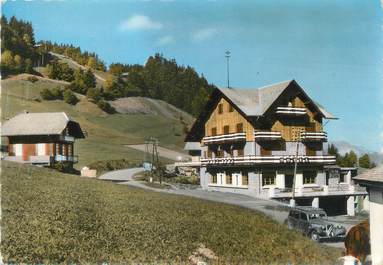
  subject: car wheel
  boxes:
[310,231,320,242]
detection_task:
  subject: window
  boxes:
[262,171,276,186]
[226,174,232,185]
[260,146,271,156]
[236,148,244,156]
[289,210,299,219]
[207,150,213,158]
[218,103,223,114]
[236,123,243,133]
[340,173,346,183]
[229,105,234,112]
[211,127,217,136]
[303,171,316,184]
[216,150,224,158]
[242,173,249,186]
[300,212,308,221]
[223,125,230,134]
[211,175,217,184]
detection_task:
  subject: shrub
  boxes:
[50,162,79,174]
[40,87,63,100]
[86,87,102,102]
[27,76,39,83]
[88,159,137,176]
[63,89,79,105]
[97,99,116,114]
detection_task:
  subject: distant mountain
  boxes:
[330,140,383,165]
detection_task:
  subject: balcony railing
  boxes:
[203,132,246,145]
[59,135,75,142]
[200,155,336,166]
[254,131,282,141]
[276,107,306,115]
[269,184,367,198]
[300,131,327,142]
[55,155,78,163]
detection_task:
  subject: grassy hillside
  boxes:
[1,75,193,168]
[1,161,342,264]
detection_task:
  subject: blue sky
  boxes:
[3,0,383,152]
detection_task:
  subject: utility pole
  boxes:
[291,134,300,207]
[225,50,231,88]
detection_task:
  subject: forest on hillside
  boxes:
[1,16,215,117]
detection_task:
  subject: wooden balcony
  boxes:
[200,155,336,166]
[300,132,327,142]
[254,131,282,141]
[276,107,306,115]
[203,132,246,145]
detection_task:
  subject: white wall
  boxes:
[276,173,285,189]
[37,143,46,156]
[370,200,383,265]
[15,144,22,156]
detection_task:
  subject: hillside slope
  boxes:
[1,75,193,168]
[1,161,341,264]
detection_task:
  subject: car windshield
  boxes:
[308,212,326,219]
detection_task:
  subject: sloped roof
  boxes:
[354,165,383,184]
[219,80,335,119]
[1,112,85,138]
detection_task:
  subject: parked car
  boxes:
[285,206,347,242]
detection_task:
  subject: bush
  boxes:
[63,89,79,105]
[88,159,137,176]
[40,87,63,100]
[97,99,116,114]
[50,162,78,174]
[27,76,39,83]
[86,87,102,102]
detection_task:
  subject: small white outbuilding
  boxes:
[354,166,383,265]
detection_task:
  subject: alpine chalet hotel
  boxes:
[180,80,367,215]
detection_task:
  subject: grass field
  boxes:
[1,76,192,168]
[1,161,342,264]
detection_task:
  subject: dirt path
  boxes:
[126,144,190,161]
[49,52,106,82]
[4,73,70,85]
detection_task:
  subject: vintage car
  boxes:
[285,206,347,242]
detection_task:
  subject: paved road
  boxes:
[99,168,362,248]
[99,167,144,182]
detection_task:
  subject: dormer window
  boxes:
[211,127,217,136]
[218,103,223,114]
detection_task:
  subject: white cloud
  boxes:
[157,35,174,46]
[119,15,163,31]
[192,28,218,42]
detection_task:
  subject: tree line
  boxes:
[105,54,216,116]
[327,143,376,169]
[1,16,38,76]
[2,16,215,117]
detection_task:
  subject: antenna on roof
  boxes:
[225,50,231,88]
